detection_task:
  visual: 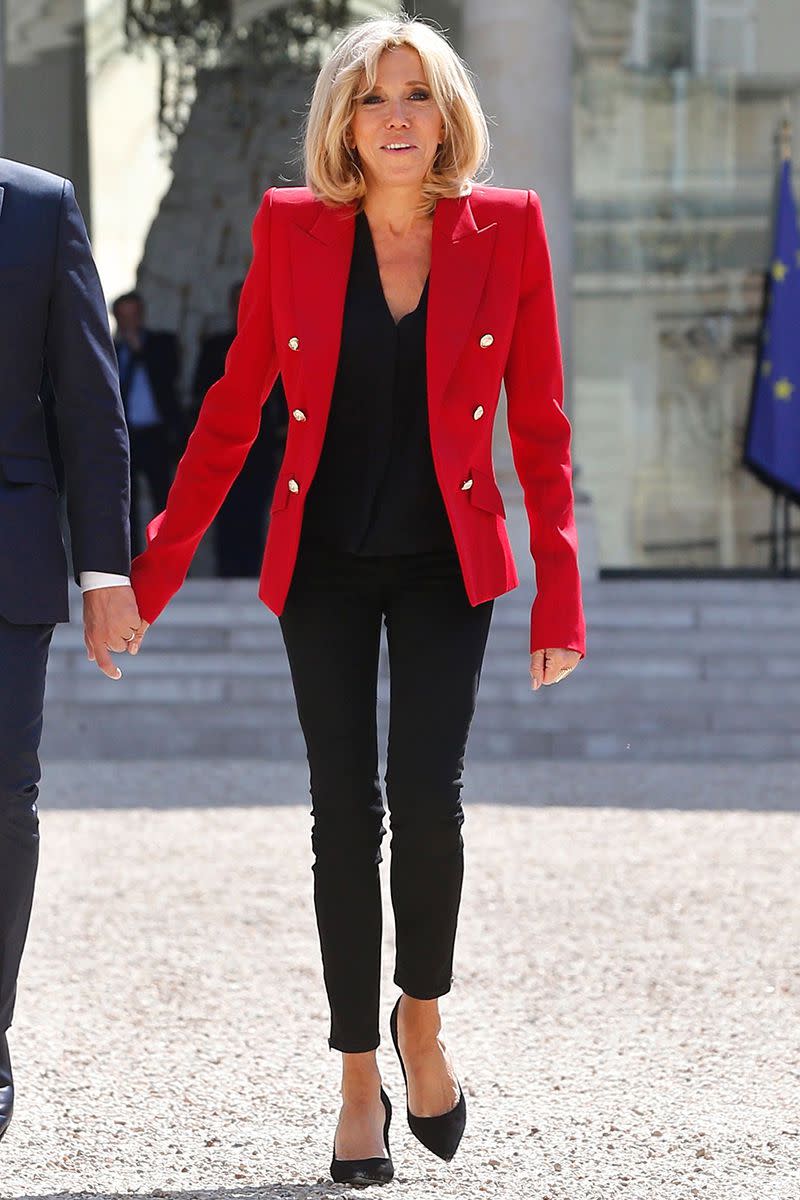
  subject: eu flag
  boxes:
[743,156,800,500]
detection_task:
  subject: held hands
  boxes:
[127,620,149,656]
[83,586,142,680]
[530,647,581,691]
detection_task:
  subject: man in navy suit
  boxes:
[112,291,186,555]
[0,157,139,1142]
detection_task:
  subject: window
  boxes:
[628,0,693,71]
[694,0,757,73]
[628,0,757,74]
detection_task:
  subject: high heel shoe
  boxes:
[330,1086,394,1186]
[389,996,466,1162]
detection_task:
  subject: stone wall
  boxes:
[573,0,800,569]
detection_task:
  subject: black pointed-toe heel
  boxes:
[330,1086,394,1186]
[389,997,466,1162]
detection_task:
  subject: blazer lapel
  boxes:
[427,194,497,411]
[289,201,356,427]
[287,191,496,425]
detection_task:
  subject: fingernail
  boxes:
[115,668,122,680]
[130,645,138,655]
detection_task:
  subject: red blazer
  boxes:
[131,184,586,657]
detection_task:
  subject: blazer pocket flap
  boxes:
[468,466,506,517]
[0,455,58,492]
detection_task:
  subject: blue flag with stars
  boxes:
[744,157,800,499]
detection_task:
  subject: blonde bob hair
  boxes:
[303,14,491,215]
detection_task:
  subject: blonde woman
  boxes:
[130,13,585,1186]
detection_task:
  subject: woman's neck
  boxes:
[362,183,431,236]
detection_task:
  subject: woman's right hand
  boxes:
[128,619,150,655]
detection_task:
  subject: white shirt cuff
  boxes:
[80,572,131,592]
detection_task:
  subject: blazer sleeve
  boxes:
[131,188,280,624]
[503,189,586,658]
[45,179,131,580]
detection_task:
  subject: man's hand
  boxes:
[530,647,582,691]
[83,586,141,679]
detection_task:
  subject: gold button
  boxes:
[479,334,494,348]
[291,409,307,422]
[288,478,299,494]
[473,405,484,420]
[288,337,300,351]
[461,478,473,491]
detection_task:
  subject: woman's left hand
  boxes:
[530,648,581,691]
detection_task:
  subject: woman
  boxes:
[129,13,585,1186]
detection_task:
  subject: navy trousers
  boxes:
[0,618,53,1033]
[279,539,493,1052]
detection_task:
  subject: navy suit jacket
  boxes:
[0,157,130,624]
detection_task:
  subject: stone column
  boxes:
[459,0,598,579]
[461,0,573,418]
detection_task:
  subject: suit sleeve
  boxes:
[503,190,586,658]
[131,188,280,624]
[45,179,131,580]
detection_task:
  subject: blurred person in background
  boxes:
[127,14,585,1185]
[191,281,288,576]
[0,157,139,1144]
[112,291,185,554]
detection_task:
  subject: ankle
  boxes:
[340,1053,382,1103]
[398,996,445,1050]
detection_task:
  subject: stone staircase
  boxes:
[40,574,800,762]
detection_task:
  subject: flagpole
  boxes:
[780,112,795,575]
[767,496,782,571]
[776,110,792,574]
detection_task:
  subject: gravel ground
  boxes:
[2,761,799,1200]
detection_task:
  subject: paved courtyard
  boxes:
[1,760,798,1199]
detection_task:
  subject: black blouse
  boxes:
[301,209,455,555]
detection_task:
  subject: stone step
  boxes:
[45,622,800,658]
[39,708,800,763]
[39,579,800,762]
[40,671,800,708]
[134,576,799,601]
[39,691,800,733]
[43,646,800,683]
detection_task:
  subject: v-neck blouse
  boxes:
[300,209,455,556]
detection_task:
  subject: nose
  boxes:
[385,100,411,128]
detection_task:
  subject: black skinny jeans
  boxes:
[279,539,493,1053]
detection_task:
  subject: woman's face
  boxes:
[348,46,445,190]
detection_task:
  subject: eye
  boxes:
[360,90,430,104]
